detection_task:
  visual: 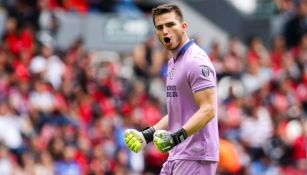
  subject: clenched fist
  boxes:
[153,128,188,153]
[124,129,146,153]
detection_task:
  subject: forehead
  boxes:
[154,11,180,26]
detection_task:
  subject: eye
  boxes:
[156,25,163,31]
[166,22,175,28]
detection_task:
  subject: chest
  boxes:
[166,61,189,98]
[167,61,187,84]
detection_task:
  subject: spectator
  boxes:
[218,138,242,175]
[54,145,81,175]
[34,151,54,175]
[0,101,23,149]
[0,142,13,175]
[29,42,65,89]
[284,0,307,48]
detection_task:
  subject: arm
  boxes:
[153,87,216,153]
[153,115,169,131]
[124,115,168,153]
[182,87,216,137]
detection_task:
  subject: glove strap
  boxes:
[171,128,188,146]
[142,127,155,144]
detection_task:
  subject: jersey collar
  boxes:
[173,39,194,62]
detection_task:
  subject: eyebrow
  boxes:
[156,21,176,29]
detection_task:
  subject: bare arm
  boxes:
[153,115,168,131]
[182,87,216,137]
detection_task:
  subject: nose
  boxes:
[162,27,168,36]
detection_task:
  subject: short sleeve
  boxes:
[186,56,216,93]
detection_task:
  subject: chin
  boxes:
[166,45,175,50]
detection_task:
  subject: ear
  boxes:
[181,22,187,30]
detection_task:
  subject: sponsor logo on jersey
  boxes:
[169,67,174,80]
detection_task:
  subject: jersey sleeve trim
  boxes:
[192,84,216,93]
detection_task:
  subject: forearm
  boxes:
[153,115,168,131]
[182,106,215,137]
[153,106,215,153]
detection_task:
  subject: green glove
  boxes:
[124,127,155,153]
[153,128,188,153]
[124,129,146,153]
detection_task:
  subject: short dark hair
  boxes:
[152,4,183,26]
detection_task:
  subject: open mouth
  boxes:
[164,37,171,44]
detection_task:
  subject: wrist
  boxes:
[141,127,155,144]
[171,128,188,146]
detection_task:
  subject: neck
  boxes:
[173,38,194,62]
[179,34,189,49]
[173,35,189,56]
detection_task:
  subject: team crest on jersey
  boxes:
[169,68,174,80]
[201,66,212,77]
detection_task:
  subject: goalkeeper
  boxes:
[124,3,219,175]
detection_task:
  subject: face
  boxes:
[154,11,187,51]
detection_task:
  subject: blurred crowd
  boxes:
[0,0,305,175]
[216,0,307,174]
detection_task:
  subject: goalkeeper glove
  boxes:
[153,128,187,153]
[124,127,155,153]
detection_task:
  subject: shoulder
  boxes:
[186,44,214,68]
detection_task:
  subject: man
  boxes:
[124,3,219,174]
